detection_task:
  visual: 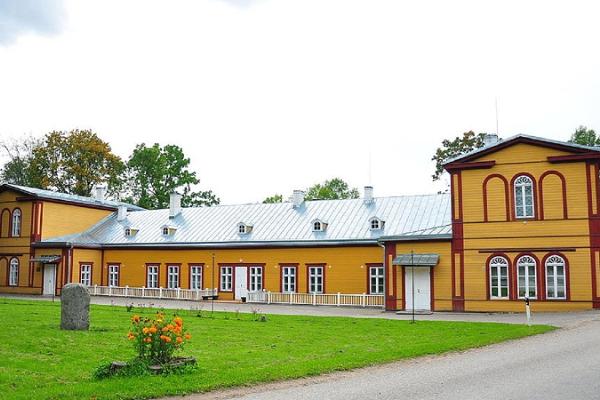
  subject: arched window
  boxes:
[545,255,566,299]
[11,209,21,237]
[313,221,322,231]
[9,258,19,286]
[517,255,537,299]
[514,175,535,218]
[489,256,509,299]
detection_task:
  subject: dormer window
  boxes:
[124,227,139,237]
[162,226,176,236]
[125,228,132,237]
[312,219,327,232]
[238,223,253,234]
[163,227,169,235]
[369,217,384,231]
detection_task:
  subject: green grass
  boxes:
[0,298,554,400]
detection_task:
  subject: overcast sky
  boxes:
[1,0,599,204]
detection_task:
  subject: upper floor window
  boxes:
[369,217,384,231]
[11,209,21,237]
[514,175,535,218]
[517,255,537,299]
[9,258,19,286]
[238,223,252,234]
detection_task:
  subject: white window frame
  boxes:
[517,255,537,299]
[308,265,324,294]
[220,266,233,291]
[8,258,19,286]
[147,264,159,288]
[545,255,567,300]
[124,228,132,237]
[514,175,535,219]
[369,217,383,230]
[167,265,179,289]
[190,265,203,290]
[108,264,119,287]
[369,265,385,294]
[249,266,263,292]
[489,256,509,299]
[281,266,296,293]
[11,209,21,237]
[162,227,170,235]
[312,221,323,232]
[80,264,92,286]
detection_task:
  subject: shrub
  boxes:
[128,312,192,364]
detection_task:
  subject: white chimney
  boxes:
[117,205,128,221]
[94,185,106,201]
[292,190,305,208]
[483,133,499,146]
[169,192,182,218]
[364,186,374,204]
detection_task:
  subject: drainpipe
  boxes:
[377,241,387,310]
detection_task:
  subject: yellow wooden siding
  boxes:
[474,143,571,163]
[485,177,508,222]
[72,248,103,286]
[41,202,112,239]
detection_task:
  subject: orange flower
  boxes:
[184,333,192,340]
[142,327,149,334]
[131,315,141,323]
[144,337,152,343]
[173,325,182,334]
[162,326,169,333]
[148,326,158,334]
[160,335,172,343]
[127,332,135,340]
[174,317,183,327]
[176,336,183,344]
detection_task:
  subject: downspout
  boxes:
[377,241,387,310]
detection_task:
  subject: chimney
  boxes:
[291,190,305,208]
[483,133,499,146]
[364,186,374,204]
[94,185,106,201]
[117,205,128,221]
[169,192,182,218]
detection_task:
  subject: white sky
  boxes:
[1,0,600,204]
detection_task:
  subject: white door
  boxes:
[43,264,56,295]
[234,267,248,300]
[404,267,431,311]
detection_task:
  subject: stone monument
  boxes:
[61,283,90,330]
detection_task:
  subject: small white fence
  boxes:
[247,291,385,308]
[88,285,218,301]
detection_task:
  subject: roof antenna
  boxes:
[495,96,499,136]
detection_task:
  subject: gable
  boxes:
[473,143,573,164]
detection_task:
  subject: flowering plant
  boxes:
[128,312,192,364]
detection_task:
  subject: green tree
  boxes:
[21,130,124,196]
[431,131,486,180]
[0,135,42,186]
[569,125,599,147]
[263,194,283,204]
[305,178,359,200]
[125,143,219,209]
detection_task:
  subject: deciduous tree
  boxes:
[305,178,359,200]
[431,131,486,180]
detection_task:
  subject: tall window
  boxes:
[147,265,159,288]
[11,209,21,237]
[546,255,567,300]
[8,258,19,286]
[514,175,535,218]
[190,265,203,290]
[369,265,384,294]
[281,266,296,293]
[517,255,537,299]
[167,265,179,289]
[80,264,92,286]
[308,265,324,294]
[249,266,263,292]
[220,266,233,291]
[489,256,509,298]
[108,265,119,287]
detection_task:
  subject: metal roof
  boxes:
[40,194,452,248]
[0,183,144,211]
[443,134,600,165]
[393,253,440,266]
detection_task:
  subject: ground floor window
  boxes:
[545,255,566,299]
[9,258,19,286]
[249,266,263,291]
[489,256,509,299]
[281,266,296,293]
[108,264,119,287]
[308,265,324,293]
[147,265,159,288]
[517,255,537,299]
[190,265,203,290]
[167,265,179,289]
[220,266,233,291]
[80,264,91,286]
[369,265,384,294]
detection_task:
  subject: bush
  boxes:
[129,312,192,364]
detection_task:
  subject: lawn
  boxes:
[0,298,554,400]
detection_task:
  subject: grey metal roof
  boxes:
[0,183,144,211]
[393,253,440,266]
[40,194,452,248]
[443,134,600,165]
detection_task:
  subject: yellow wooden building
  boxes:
[1,134,599,312]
